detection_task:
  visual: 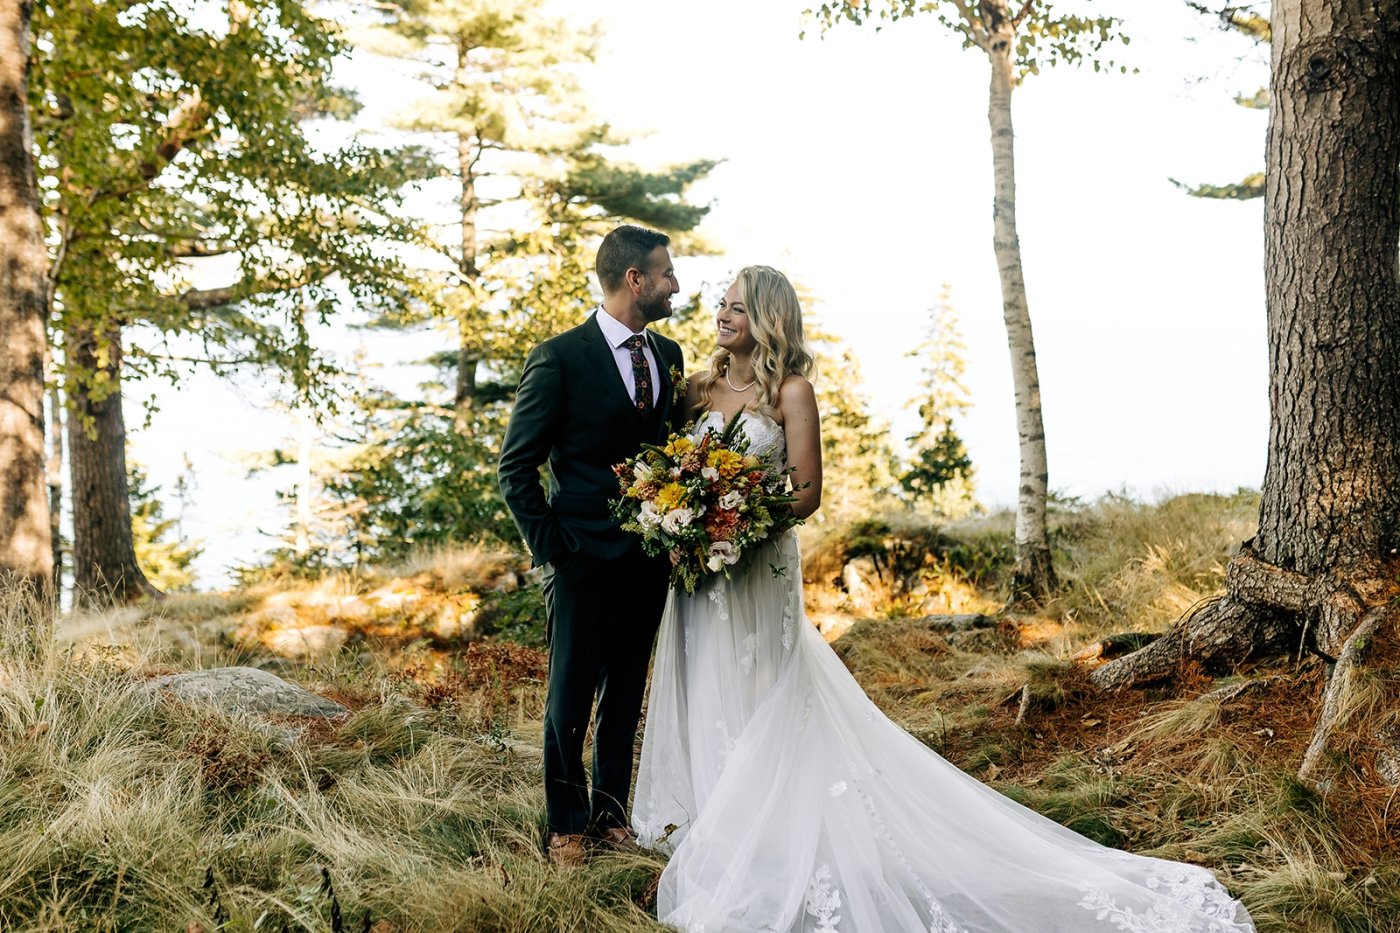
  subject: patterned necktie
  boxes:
[623,334,653,416]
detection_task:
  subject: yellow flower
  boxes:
[706,448,744,480]
[655,482,688,511]
[663,436,695,458]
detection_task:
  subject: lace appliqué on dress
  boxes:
[837,749,968,933]
[805,865,843,933]
[740,632,758,674]
[781,570,798,651]
[715,719,736,764]
[1078,866,1252,933]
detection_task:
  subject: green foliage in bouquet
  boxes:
[610,412,804,593]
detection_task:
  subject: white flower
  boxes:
[705,540,740,571]
[638,500,663,529]
[669,467,682,479]
[701,466,720,481]
[660,507,695,534]
[718,490,743,510]
[633,461,654,482]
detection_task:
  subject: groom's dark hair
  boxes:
[596,225,670,293]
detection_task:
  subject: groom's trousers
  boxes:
[541,546,669,835]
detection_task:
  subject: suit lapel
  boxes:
[581,313,645,423]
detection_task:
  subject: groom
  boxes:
[498,224,684,866]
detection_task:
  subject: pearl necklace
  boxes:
[724,368,756,393]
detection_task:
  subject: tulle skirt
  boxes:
[633,531,1255,933]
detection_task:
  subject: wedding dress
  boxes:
[633,410,1255,933]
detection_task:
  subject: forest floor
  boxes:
[3,491,1398,931]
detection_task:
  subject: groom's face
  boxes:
[635,247,679,322]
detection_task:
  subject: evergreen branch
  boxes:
[167,241,241,258]
[143,353,267,367]
[180,269,326,312]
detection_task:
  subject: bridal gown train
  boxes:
[632,411,1255,933]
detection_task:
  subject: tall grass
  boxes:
[0,581,662,932]
[3,493,1396,931]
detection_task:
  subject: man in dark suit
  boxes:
[498,225,685,867]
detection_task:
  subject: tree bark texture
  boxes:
[66,325,156,606]
[1258,0,1400,590]
[985,25,1056,601]
[0,0,53,594]
[1093,0,1400,789]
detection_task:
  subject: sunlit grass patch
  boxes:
[0,580,660,932]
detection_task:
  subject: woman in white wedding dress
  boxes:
[631,266,1255,933]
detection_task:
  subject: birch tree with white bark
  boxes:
[806,0,1130,602]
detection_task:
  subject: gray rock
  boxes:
[920,613,996,632]
[150,667,348,718]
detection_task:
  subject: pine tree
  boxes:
[350,0,715,428]
[128,465,201,593]
[1096,0,1400,792]
[900,287,976,518]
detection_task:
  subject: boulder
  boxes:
[150,667,348,718]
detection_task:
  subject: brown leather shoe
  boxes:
[592,825,640,852]
[547,832,587,868]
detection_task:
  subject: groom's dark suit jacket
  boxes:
[498,312,685,568]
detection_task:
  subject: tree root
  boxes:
[1089,596,1285,691]
[1298,603,1400,789]
[1091,544,1382,691]
[1090,540,1400,791]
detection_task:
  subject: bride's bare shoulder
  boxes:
[777,374,816,406]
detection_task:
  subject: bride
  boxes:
[631,266,1255,933]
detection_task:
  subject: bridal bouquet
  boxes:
[610,412,802,593]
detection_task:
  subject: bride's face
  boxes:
[716,280,755,355]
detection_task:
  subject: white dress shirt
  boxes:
[594,307,660,408]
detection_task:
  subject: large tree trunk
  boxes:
[985,22,1056,602]
[0,0,53,596]
[1255,3,1400,599]
[66,324,157,607]
[1094,0,1400,789]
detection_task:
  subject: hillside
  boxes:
[2,491,1395,932]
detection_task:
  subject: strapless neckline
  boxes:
[698,409,786,465]
[700,409,779,428]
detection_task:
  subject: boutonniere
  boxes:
[669,365,688,407]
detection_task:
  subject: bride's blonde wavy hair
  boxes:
[694,265,815,419]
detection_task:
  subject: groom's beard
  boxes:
[639,295,674,322]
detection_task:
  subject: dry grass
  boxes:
[5,492,1399,930]
[0,582,662,932]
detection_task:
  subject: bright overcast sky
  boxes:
[131,1,1273,585]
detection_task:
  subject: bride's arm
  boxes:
[778,375,822,520]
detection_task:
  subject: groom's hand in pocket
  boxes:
[549,549,582,578]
